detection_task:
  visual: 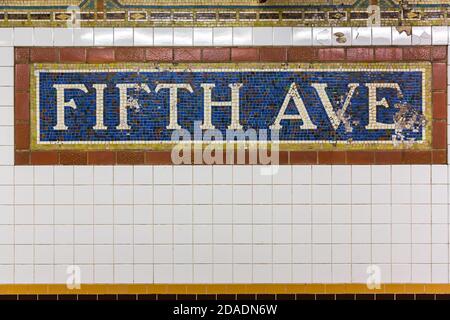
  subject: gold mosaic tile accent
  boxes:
[0,0,450,27]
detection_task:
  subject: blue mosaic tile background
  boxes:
[38,69,424,143]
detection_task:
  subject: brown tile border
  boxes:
[5,284,450,300]
[15,46,447,165]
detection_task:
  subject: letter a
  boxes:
[270,83,316,130]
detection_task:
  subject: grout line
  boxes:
[132,166,135,284]
[52,167,55,284]
[152,166,155,284]
[192,168,195,283]
[350,166,353,283]
[369,165,373,282]
[112,167,115,284]
[290,165,293,284]
[12,167,15,283]
[410,166,413,282]
[72,166,75,285]
[390,165,393,283]
[172,166,175,283]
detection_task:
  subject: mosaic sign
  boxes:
[31,63,432,150]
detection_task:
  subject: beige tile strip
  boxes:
[1,284,450,295]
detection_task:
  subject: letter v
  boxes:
[311,83,359,130]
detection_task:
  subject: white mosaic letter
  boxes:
[311,83,359,130]
[155,83,193,130]
[116,83,151,130]
[92,84,108,130]
[270,82,317,130]
[365,83,402,130]
[53,84,89,130]
[200,83,243,130]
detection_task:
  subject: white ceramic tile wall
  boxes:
[0,26,446,47]
[0,28,449,284]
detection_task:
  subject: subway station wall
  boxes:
[0,27,450,285]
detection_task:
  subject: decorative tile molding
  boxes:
[1,0,450,27]
[14,46,447,165]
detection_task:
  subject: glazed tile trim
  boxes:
[0,9,448,27]
[4,27,450,47]
[1,0,450,27]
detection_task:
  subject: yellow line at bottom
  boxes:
[0,284,448,295]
